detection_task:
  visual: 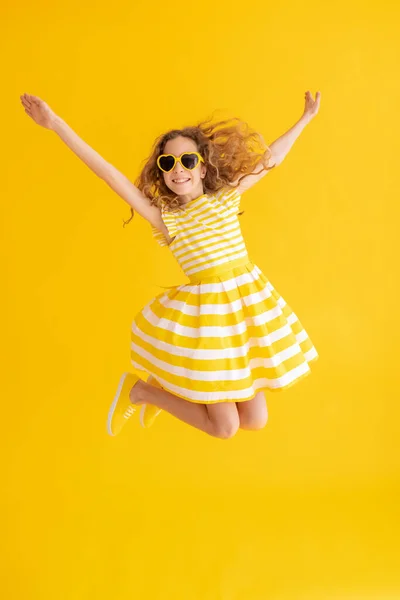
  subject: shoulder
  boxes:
[214,186,241,209]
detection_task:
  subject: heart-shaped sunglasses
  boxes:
[157,152,205,173]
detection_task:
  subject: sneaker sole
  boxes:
[107,372,132,436]
[139,404,147,428]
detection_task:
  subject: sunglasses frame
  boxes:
[157,151,205,173]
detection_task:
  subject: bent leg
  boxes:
[130,379,239,439]
[237,391,268,431]
[206,402,240,439]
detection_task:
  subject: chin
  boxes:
[173,185,192,195]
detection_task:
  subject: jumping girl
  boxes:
[20,91,321,440]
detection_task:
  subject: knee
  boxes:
[211,416,240,439]
[240,411,269,431]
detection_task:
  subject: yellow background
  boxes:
[2,0,399,598]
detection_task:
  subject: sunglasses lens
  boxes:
[159,155,175,172]
[181,153,199,170]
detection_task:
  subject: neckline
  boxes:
[180,193,207,208]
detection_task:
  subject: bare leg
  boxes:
[130,379,239,439]
[236,391,268,430]
[146,376,268,432]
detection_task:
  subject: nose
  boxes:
[173,159,185,173]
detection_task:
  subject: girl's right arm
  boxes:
[19,93,166,233]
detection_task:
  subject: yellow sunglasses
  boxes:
[157,152,205,173]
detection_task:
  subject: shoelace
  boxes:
[123,405,136,419]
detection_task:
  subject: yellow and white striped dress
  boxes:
[130,187,319,404]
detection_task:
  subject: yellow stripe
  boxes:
[131,326,306,370]
[132,306,305,357]
[155,256,252,289]
[129,344,310,395]
[150,295,284,329]
[188,256,252,282]
[176,230,243,264]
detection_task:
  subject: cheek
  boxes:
[163,174,175,189]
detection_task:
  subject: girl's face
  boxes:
[161,136,207,202]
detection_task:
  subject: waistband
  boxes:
[155,255,253,289]
[188,255,252,283]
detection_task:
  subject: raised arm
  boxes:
[19,93,164,232]
[234,90,321,194]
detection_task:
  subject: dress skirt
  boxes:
[130,259,318,404]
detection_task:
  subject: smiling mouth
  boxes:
[173,179,190,184]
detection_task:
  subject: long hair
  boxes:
[123,114,276,226]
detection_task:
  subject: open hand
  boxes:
[303,90,321,123]
[20,93,57,130]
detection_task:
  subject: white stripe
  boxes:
[132,310,305,366]
[174,203,239,234]
[150,293,290,338]
[193,206,237,227]
[130,358,313,402]
[181,242,247,271]
[174,228,242,260]
[180,244,247,275]
[242,283,274,306]
[158,293,244,315]
[172,221,240,255]
[304,347,319,362]
[131,327,303,368]
[157,285,274,316]
[132,321,274,361]
[143,303,255,338]
[142,300,301,342]
[131,338,307,384]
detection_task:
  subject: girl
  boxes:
[20,91,321,440]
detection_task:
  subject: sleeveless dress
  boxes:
[130,186,319,404]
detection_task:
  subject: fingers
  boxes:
[20,93,40,107]
[20,94,30,107]
[21,100,30,113]
[305,90,321,100]
[20,94,34,118]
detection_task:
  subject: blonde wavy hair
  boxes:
[123,114,276,226]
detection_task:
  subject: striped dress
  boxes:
[130,186,319,404]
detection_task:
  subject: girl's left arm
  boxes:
[235,91,321,193]
[269,90,321,165]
